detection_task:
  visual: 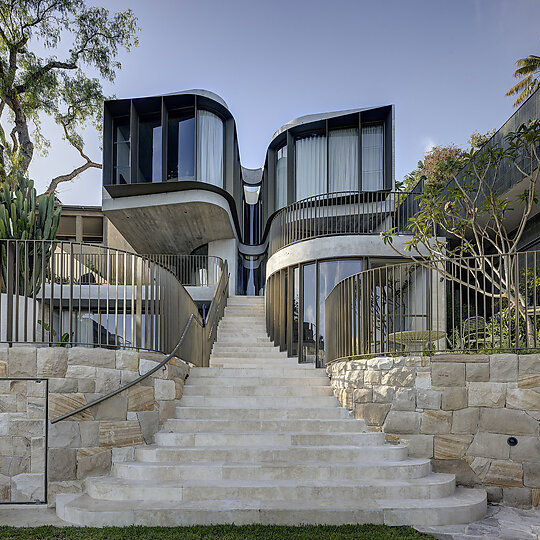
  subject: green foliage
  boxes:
[506,54,540,107]
[37,319,69,346]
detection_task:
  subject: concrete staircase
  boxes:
[57,295,486,526]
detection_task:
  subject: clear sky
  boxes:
[29,0,540,205]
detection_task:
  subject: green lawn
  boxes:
[0,524,436,539]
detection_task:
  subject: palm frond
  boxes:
[508,55,540,107]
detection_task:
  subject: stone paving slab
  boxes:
[417,505,540,539]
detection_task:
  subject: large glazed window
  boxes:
[329,128,358,192]
[275,145,287,209]
[167,111,195,181]
[295,135,327,200]
[113,118,130,184]
[302,263,317,363]
[362,124,384,191]
[197,109,224,187]
[138,114,161,183]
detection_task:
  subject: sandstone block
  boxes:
[0,395,17,413]
[76,448,112,479]
[136,410,159,443]
[441,388,468,410]
[434,434,473,459]
[10,473,43,502]
[393,388,416,411]
[372,386,394,403]
[139,358,167,379]
[503,486,531,508]
[484,460,523,487]
[452,407,479,433]
[68,347,115,368]
[79,422,99,447]
[399,434,433,458]
[27,398,45,419]
[518,374,540,389]
[98,421,144,447]
[467,432,510,459]
[112,447,135,463]
[485,485,503,503]
[48,422,81,448]
[36,348,67,378]
[519,354,540,374]
[489,353,518,382]
[115,350,139,371]
[154,379,175,401]
[127,386,154,412]
[533,488,540,507]
[523,462,540,488]
[421,410,452,434]
[92,394,127,421]
[381,367,415,387]
[367,357,393,370]
[0,361,6,377]
[432,458,479,487]
[49,393,92,421]
[121,370,139,386]
[77,378,95,393]
[468,382,506,408]
[479,408,539,435]
[48,447,76,482]
[8,347,36,377]
[352,388,372,403]
[417,389,441,410]
[432,363,465,387]
[433,353,487,363]
[30,437,44,474]
[509,436,540,462]
[47,480,83,506]
[2,456,29,476]
[463,455,491,481]
[466,363,489,382]
[65,365,96,379]
[27,381,46,398]
[158,400,176,424]
[406,356,430,367]
[49,378,78,393]
[384,410,421,434]
[355,403,391,426]
[95,368,121,394]
[8,420,43,437]
[363,370,381,385]
[506,388,540,410]
[415,372,432,389]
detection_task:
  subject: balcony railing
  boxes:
[325,250,540,362]
[144,254,223,286]
[0,240,228,366]
[268,191,419,256]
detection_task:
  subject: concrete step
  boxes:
[153,431,386,448]
[135,444,410,464]
[186,376,330,387]
[181,385,333,397]
[162,418,366,433]
[190,367,316,377]
[174,406,351,420]
[211,343,280,351]
[209,350,288,358]
[57,488,486,527]
[179,395,339,408]
[87,473,455,501]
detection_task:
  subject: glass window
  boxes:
[302,263,317,363]
[317,259,363,366]
[292,266,299,356]
[329,128,358,192]
[138,114,161,183]
[275,145,287,209]
[296,135,327,200]
[167,111,195,181]
[197,109,224,187]
[362,124,384,191]
[113,118,130,184]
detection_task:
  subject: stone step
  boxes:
[57,488,486,527]
[211,343,280,351]
[189,366,320,378]
[186,376,330,387]
[209,350,288,358]
[179,395,339,408]
[174,406,351,420]
[181,385,333,397]
[135,444,410,464]
[88,473,455,501]
[153,431,385,448]
[162,418,366,433]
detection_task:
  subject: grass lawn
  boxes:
[0,524,435,539]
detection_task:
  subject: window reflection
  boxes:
[167,112,195,181]
[296,135,327,200]
[362,124,384,191]
[113,119,130,184]
[302,263,317,363]
[138,114,161,183]
[275,145,287,209]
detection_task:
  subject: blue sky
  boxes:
[29,0,540,205]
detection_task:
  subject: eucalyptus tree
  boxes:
[0,0,139,194]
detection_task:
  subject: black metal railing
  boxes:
[268,191,419,256]
[144,254,223,286]
[325,250,540,362]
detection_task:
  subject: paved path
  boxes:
[418,505,540,539]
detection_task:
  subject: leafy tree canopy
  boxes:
[0,0,139,194]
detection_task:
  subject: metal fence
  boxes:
[268,191,420,256]
[325,250,540,362]
[145,254,223,286]
[0,240,226,365]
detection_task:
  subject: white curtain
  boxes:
[295,135,327,200]
[197,110,224,187]
[362,124,384,191]
[329,128,358,192]
[275,146,287,209]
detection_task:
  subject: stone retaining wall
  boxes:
[0,346,189,505]
[327,353,540,508]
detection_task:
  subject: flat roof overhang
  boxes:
[102,184,241,254]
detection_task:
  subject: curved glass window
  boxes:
[329,128,358,192]
[295,135,327,200]
[138,114,161,183]
[167,111,195,181]
[113,118,130,185]
[197,110,224,187]
[362,124,384,190]
[275,145,287,209]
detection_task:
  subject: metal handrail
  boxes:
[143,254,224,286]
[51,313,195,424]
[267,190,419,256]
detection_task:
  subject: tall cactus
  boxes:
[0,174,61,294]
